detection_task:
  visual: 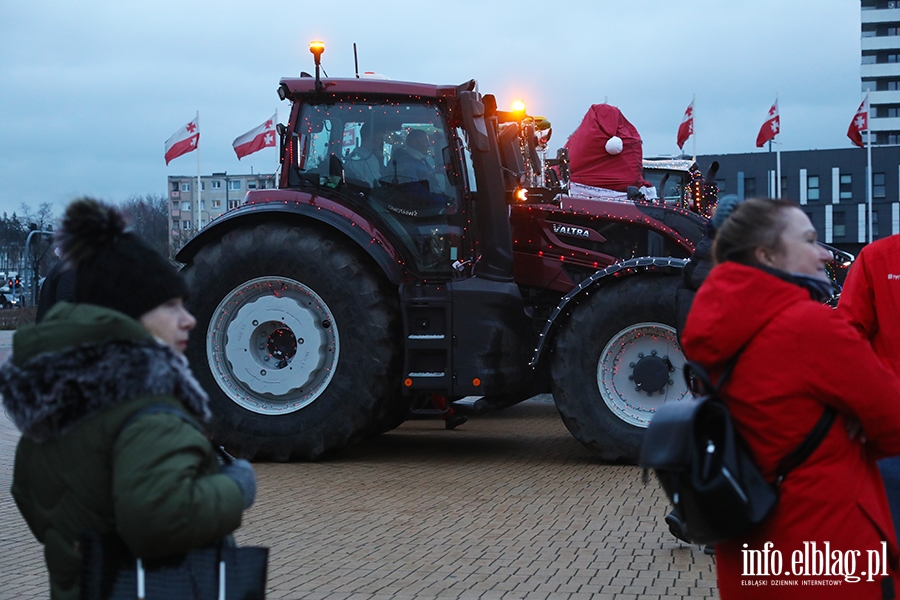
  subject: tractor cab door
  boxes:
[289,99,464,278]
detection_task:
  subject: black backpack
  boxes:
[639,356,836,545]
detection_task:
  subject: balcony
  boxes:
[862,62,900,78]
[869,115,900,131]
[862,7,900,24]
[868,90,900,104]
[863,36,900,51]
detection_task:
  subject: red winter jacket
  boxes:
[839,235,900,377]
[682,262,900,599]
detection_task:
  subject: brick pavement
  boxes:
[0,327,718,599]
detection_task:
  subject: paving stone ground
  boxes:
[0,330,718,599]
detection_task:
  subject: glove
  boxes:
[221,458,257,509]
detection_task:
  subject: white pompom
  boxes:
[605,136,623,155]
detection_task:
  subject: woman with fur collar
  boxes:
[0,198,256,600]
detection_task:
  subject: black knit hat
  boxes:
[58,198,187,320]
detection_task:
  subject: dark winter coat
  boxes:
[682,262,900,599]
[0,303,244,600]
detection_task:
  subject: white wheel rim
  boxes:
[207,276,339,415]
[596,322,689,427]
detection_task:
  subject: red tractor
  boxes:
[176,51,711,462]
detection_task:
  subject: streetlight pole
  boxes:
[24,228,53,307]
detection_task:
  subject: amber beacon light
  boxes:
[309,41,325,91]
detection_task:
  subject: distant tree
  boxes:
[120,194,169,258]
[16,202,58,306]
[18,202,56,233]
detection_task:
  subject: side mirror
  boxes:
[459,91,489,153]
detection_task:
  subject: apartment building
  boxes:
[862,0,900,144]
[167,172,275,247]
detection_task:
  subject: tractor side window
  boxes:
[455,126,477,193]
[294,106,340,185]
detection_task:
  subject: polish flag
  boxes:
[755,100,779,148]
[676,100,694,150]
[233,115,277,160]
[847,94,869,149]
[164,117,200,165]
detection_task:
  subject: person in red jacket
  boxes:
[681,198,900,599]
[839,234,900,545]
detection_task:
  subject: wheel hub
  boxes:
[631,353,672,394]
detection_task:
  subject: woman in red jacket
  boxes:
[681,198,900,599]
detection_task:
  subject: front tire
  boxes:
[551,274,690,462]
[182,222,400,461]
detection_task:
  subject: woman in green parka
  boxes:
[0,199,256,600]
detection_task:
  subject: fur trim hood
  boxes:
[0,337,210,442]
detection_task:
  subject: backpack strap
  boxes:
[685,351,838,484]
[774,406,838,482]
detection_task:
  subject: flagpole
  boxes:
[690,94,696,161]
[775,93,781,199]
[196,110,201,231]
[867,127,873,244]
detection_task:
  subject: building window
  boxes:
[807,175,820,201]
[874,211,880,238]
[833,211,846,238]
[172,219,179,230]
[863,53,877,65]
[874,173,886,198]
[181,201,190,211]
[211,180,222,190]
[182,221,191,230]
[228,200,240,210]
[228,180,242,191]
[199,181,205,191]
[744,177,756,198]
[248,180,258,190]
[180,182,191,192]
[840,174,853,200]
[212,200,222,208]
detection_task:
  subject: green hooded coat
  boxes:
[0,303,245,600]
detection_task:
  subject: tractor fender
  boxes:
[174,193,406,284]
[530,256,687,368]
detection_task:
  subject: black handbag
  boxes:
[79,530,268,600]
[640,356,836,545]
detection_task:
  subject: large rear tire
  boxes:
[551,274,690,463]
[182,222,400,461]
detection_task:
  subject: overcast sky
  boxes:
[1,0,863,220]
